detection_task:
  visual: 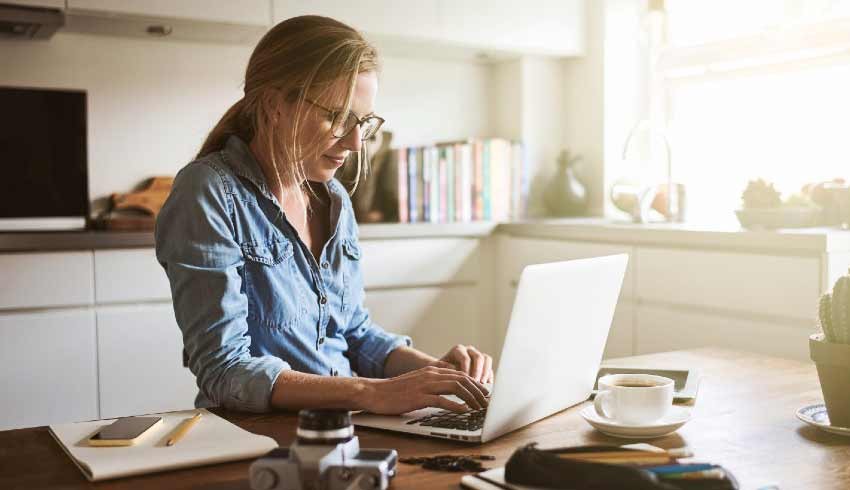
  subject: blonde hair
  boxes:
[197,15,378,199]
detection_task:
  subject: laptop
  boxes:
[353,254,629,443]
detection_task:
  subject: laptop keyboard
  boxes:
[406,408,487,432]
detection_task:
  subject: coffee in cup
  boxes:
[594,374,674,425]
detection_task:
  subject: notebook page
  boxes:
[48,409,277,481]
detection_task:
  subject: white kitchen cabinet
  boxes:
[365,285,480,359]
[96,304,196,419]
[438,0,584,56]
[635,304,810,361]
[273,0,585,57]
[0,251,94,310]
[94,248,171,304]
[605,302,634,359]
[67,0,271,26]
[360,238,480,289]
[273,1,442,43]
[636,247,820,321]
[0,309,98,430]
[1,0,64,8]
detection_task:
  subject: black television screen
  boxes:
[0,87,88,229]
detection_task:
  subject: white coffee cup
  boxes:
[593,374,674,425]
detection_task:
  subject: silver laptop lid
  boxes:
[480,254,628,442]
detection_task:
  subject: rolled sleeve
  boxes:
[155,161,289,412]
[344,297,412,379]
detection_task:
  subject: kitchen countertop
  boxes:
[2,218,849,254]
[0,222,499,253]
[500,218,850,254]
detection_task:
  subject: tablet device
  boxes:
[591,366,701,402]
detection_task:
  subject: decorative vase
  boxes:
[543,150,588,217]
[810,333,850,427]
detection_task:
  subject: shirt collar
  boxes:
[222,134,277,202]
[222,134,348,217]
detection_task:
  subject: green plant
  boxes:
[819,273,850,344]
[783,193,818,208]
[741,179,781,209]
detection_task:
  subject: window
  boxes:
[655,0,850,223]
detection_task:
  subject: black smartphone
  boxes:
[88,416,163,447]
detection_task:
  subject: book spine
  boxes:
[461,143,472,222]
[416,147,425,224]
[519,142,529,219]
[439,147,448,223]
[422,147,431,223]
[473,140,483,221]
[446,145,455,222]
[397,148,408,223]
[407,147,417,223]
[511,141,522,220]
[428,146,446,223]
[482,140,491,221]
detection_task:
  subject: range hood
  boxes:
[0,4,64,40]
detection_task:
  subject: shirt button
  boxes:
[322,262,329,269]
[320,296,327,305]
[318,337,325,345]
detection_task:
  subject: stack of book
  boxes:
[395,138,527,224]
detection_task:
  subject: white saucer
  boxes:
[580,405,692,439]
[796,403,850,437]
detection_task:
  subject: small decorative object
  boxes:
[338,130,398,223]
[804,178,850,227]
[741,178,781,209]
[543,149,587,217]
[735,179,821,229]
[93,176,174,231]
[400,454,494,472]
[811,270,850,428]
[610,181,685,223]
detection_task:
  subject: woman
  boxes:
[155,15,493,415]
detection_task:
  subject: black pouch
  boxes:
[503,444,739,490]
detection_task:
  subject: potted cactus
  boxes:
[812,272,850,427]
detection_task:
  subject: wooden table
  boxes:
[1,348,848,490]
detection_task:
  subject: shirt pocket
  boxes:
[341,237,363,314]
[241,237,304,330]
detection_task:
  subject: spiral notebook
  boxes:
[48,409,277,482]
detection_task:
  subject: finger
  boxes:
[450,345,472,374]
[430,369,490,406]
[482,355,493,386]
[427,380,482,410]
[445,373,489,408]
[426,395,468,414]
[464,375,490,407]
[467,347,485,383]
[427,370,490,409]
[432,360,456,370]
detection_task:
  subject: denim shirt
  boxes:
[155,135,411,412]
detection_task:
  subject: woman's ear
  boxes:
[260,89,289,125]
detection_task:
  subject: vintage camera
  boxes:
[249,409,397,490]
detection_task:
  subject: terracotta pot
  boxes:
[810,333,850,427]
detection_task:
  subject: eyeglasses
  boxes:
[305,98,385,141]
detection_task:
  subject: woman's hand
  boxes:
[358,366,490,415]
[433,344,494,384]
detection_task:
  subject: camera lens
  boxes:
[296,409,353,444]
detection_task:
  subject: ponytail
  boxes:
[196,98,250,159]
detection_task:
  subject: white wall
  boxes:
[562,0,605,216]
[0,32,494,214]
[376,57,494,149]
